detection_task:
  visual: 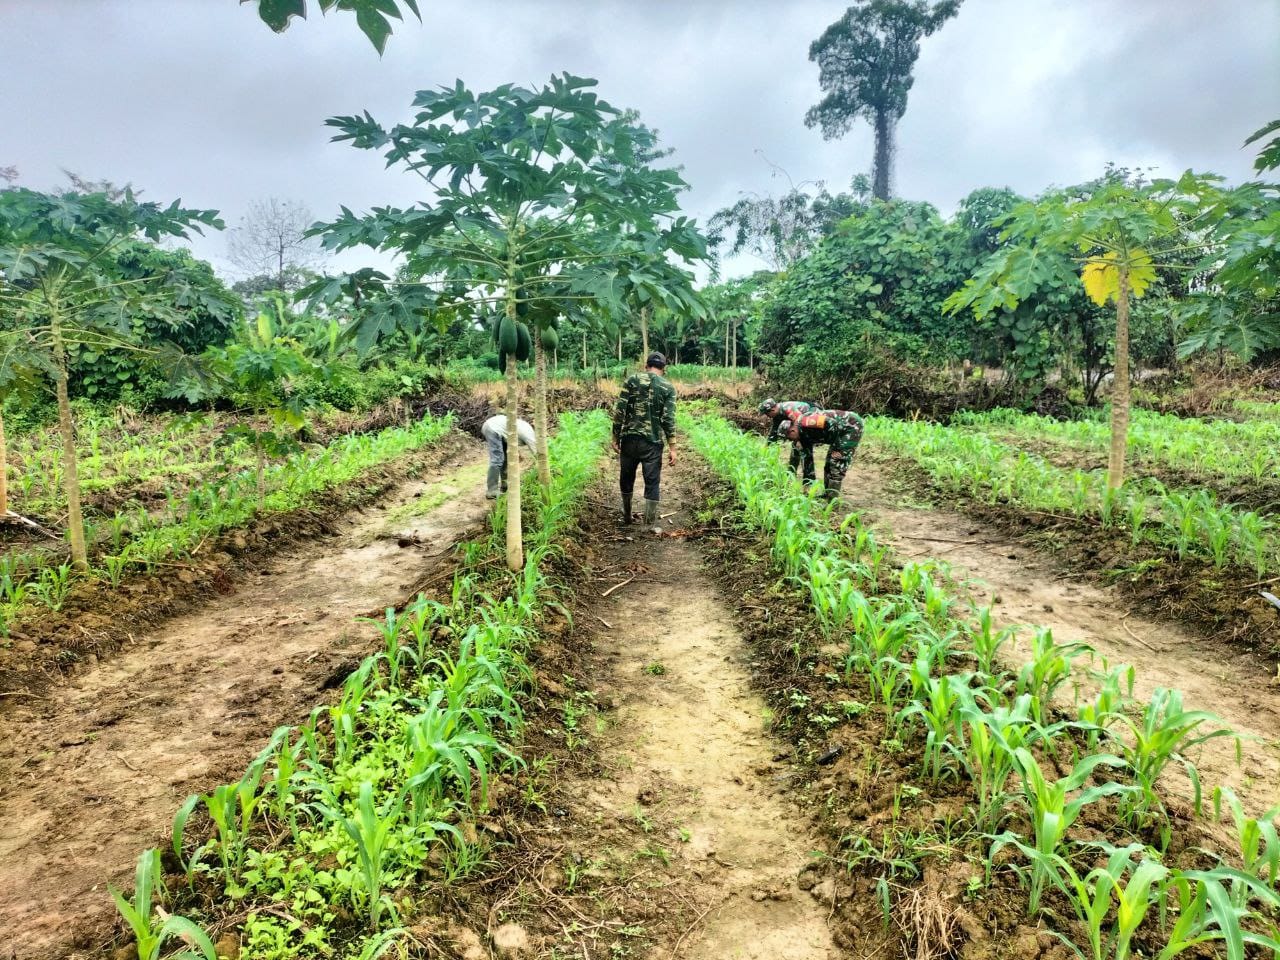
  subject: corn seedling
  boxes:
[1211,786,1280,899]
[958,695,1060,832]
[110,849,217,960]
[1014,627,1092,725]
[965,605,1015,679]
[1117,688,1238,823]
[30,562,74,611]
[1157,868,1280,960]
[992,748,1134,913]
[898,666,973,782]
[1076,662,1136,751]
[203,755,272,890]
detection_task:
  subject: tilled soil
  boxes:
[0,451,493,960]
[844,457,1280,815]
[579,469,840,959]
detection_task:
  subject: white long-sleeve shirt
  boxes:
[481,415,537,452]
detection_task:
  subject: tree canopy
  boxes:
[245,0,421,53]
[806,0,962,199]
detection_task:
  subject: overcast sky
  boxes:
[3,0,1277,282]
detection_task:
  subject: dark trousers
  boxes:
[619,436,663,501]
[789,442,816,485]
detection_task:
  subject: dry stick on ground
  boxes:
[896,534,1004,546]
[1242,574,1280,590]
[668,902,720,958]
[600,575,635,598]
[1121,620,1161,653]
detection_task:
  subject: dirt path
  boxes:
[583,474,840,960]
[0,449,492,960]
[844,457,1280,814]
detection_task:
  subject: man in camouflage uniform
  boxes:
[776,409,864,499]
[759,398,817,486]
[613,352,677,531]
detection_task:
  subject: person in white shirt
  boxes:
[480,414,537,500]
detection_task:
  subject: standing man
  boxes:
[612,352,677,531]
[776,409,864,500]
[480,413,537,500]
[759,398,817,486]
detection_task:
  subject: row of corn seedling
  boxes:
[107,410,610,960]
[687,414,1280,960]
[0,415,455,638]
[867,417,1278,578]
[952,408,1280,488]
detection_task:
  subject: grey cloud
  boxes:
[2,0,1275,280]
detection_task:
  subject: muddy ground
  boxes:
[0,436,486,699]
[844,457,1280,815]
[11,427,1280,960]
[0,448,494,960]
[568,469,840,959]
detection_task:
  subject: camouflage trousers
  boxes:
[820,423,862,499]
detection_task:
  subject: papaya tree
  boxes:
[0,335,47,521]
[198,299,324,505]
[310,75,698,571]
[945,170,1223,488]
[245,0,421,53]
[1177,122,1280,363]
[0,188,222,570]
[604,231,707,365]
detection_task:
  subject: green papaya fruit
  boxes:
[490,312,504,346]
[515,322,533,362]
[498,349,508,371]
[498,316,518,353]
[540,326,560,352]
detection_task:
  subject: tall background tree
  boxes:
[227,197,328,298]
[805,0,962,200]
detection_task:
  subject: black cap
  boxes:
[646,352,667,369]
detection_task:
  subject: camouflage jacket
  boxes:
[794,410,865,452]
[767,401,816,442]
[613,371,677,444]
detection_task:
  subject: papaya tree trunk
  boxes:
[582,330,588,370]
[503,331,523,573]
[616,330,621,362]
[50,314,88,572]
[724,319,730,366]
[533,332,551,488]
[0,404,8,516]
[731,316,738,368]
[640,306,650,363]
[1107,267,1131,489]
[255,437,267,506]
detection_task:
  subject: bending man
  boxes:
[759,397,817,486]
[480,413,537,500]
[612,352,677,531]
[776,409,864,500]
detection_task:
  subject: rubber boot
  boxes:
[485,465,502,500]
[620,494,633,526]
[644,499,661,533]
